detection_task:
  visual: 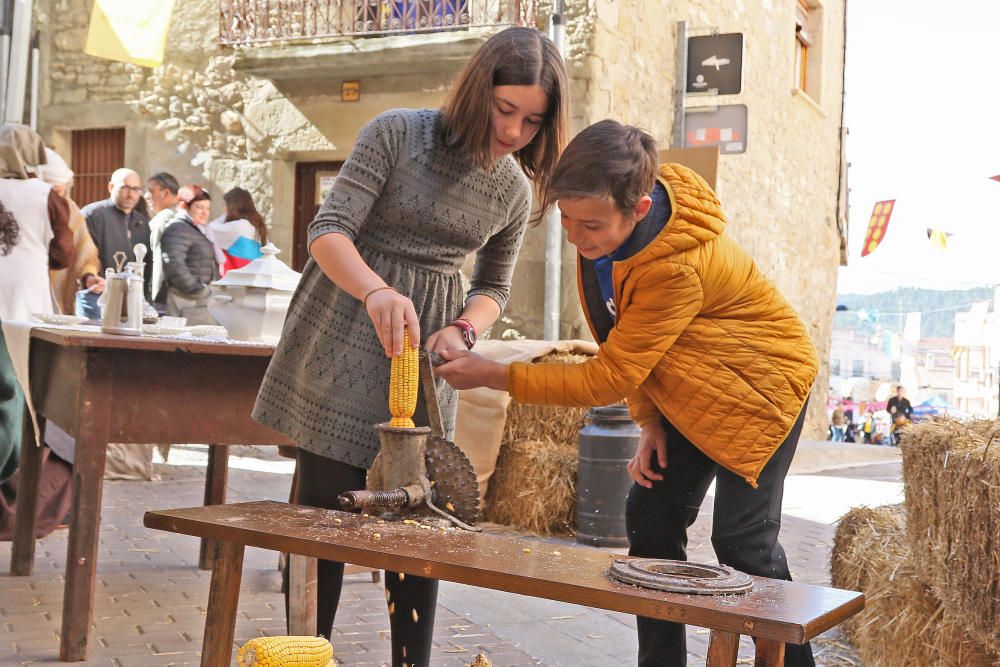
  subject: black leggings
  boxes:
[287,448,439,667]
[626,402,814,667]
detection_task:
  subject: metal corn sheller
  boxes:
[338,351,481,530]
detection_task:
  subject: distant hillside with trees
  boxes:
[835,287,995,338]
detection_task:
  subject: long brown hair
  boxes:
[223,187,268,245]
[441,26,569,186]
[540,120,658,216]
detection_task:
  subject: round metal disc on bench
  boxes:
[608,558,754,595]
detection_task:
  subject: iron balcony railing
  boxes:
[220,0,539,46]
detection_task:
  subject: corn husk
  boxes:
[831,504,998,666]
[900,419,1000,654]
[484,438,577,535]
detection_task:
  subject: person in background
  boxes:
[0,125,74,320]
[830,403,846,441]
[209,187,267,275]
[39,147,101,316]
[886,385,913,446]
[146,172,180,310]
[80,168,152,316]
[862,410,874,443]
[159,185,222,325]
[844,419,858,443]
[0,124,74,529]
[887,385,913,422]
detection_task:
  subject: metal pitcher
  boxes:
[101,249,145,336]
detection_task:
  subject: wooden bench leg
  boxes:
[10,409,43,576]
[201,541,244,667]
[753,638,785,666]
[706,630,739,666]
[199,445,229,570]
[288,554,318,636]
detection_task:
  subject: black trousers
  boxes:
[626,403,814,667]
[288,448,439,667]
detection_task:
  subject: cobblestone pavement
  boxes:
[1,447,896,666]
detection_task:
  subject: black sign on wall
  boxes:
[686,33,744,95]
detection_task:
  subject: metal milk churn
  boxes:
[576,404,640,547]
[101,247,145,336]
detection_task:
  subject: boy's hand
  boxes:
[435,350,509,391]
[627,421,667,488]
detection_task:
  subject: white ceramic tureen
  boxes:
[208,243,301,343]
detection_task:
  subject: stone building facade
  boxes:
[36,0,846,437]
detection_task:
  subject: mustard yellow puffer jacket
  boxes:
[506,163,819,486]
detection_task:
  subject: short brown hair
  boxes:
[541,120,658,214]
[441,27,569,185]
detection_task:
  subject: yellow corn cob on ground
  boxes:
[388,328,418,428]
[237,635,334,667]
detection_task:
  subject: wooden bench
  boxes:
[144,500,864,667]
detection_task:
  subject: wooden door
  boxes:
[70,128,125,208]
[292,161,343,272]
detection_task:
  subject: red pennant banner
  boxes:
[861,200,895,257]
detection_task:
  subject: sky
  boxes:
[837,1,1000,295]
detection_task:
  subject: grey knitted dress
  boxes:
[253,108,532,468]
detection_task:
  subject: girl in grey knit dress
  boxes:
[253,27,569,667]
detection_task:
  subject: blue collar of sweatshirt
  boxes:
[593,181,671,319]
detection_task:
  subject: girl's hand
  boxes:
[434,349,508,391]
[627,421,667,488]
[425,325,467,354]
[365,288,420,357]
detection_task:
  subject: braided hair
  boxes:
[0,200,18,256]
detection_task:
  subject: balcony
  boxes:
[221,1,539,86]
[220,0,538,45]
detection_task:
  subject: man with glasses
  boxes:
[80,168,153,316]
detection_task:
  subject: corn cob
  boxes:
[237,635,334,667]
[388,328,418,428]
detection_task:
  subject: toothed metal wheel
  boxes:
[425,435,480,525]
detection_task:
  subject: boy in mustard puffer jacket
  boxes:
[437,120,818,667]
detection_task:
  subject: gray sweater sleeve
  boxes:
[466,178,532,311]
[307,110,407,249]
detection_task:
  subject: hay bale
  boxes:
[501,351,593,448]
[901,419,1000,653]
[483,438,577,535]
[831,504,998,666]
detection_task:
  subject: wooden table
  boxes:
[8,328,292,662]
[145,501,865,667]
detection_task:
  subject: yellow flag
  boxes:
[926,228,951,250]
[84,0,176,68]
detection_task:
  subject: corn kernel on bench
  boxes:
[144,500,864,667]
